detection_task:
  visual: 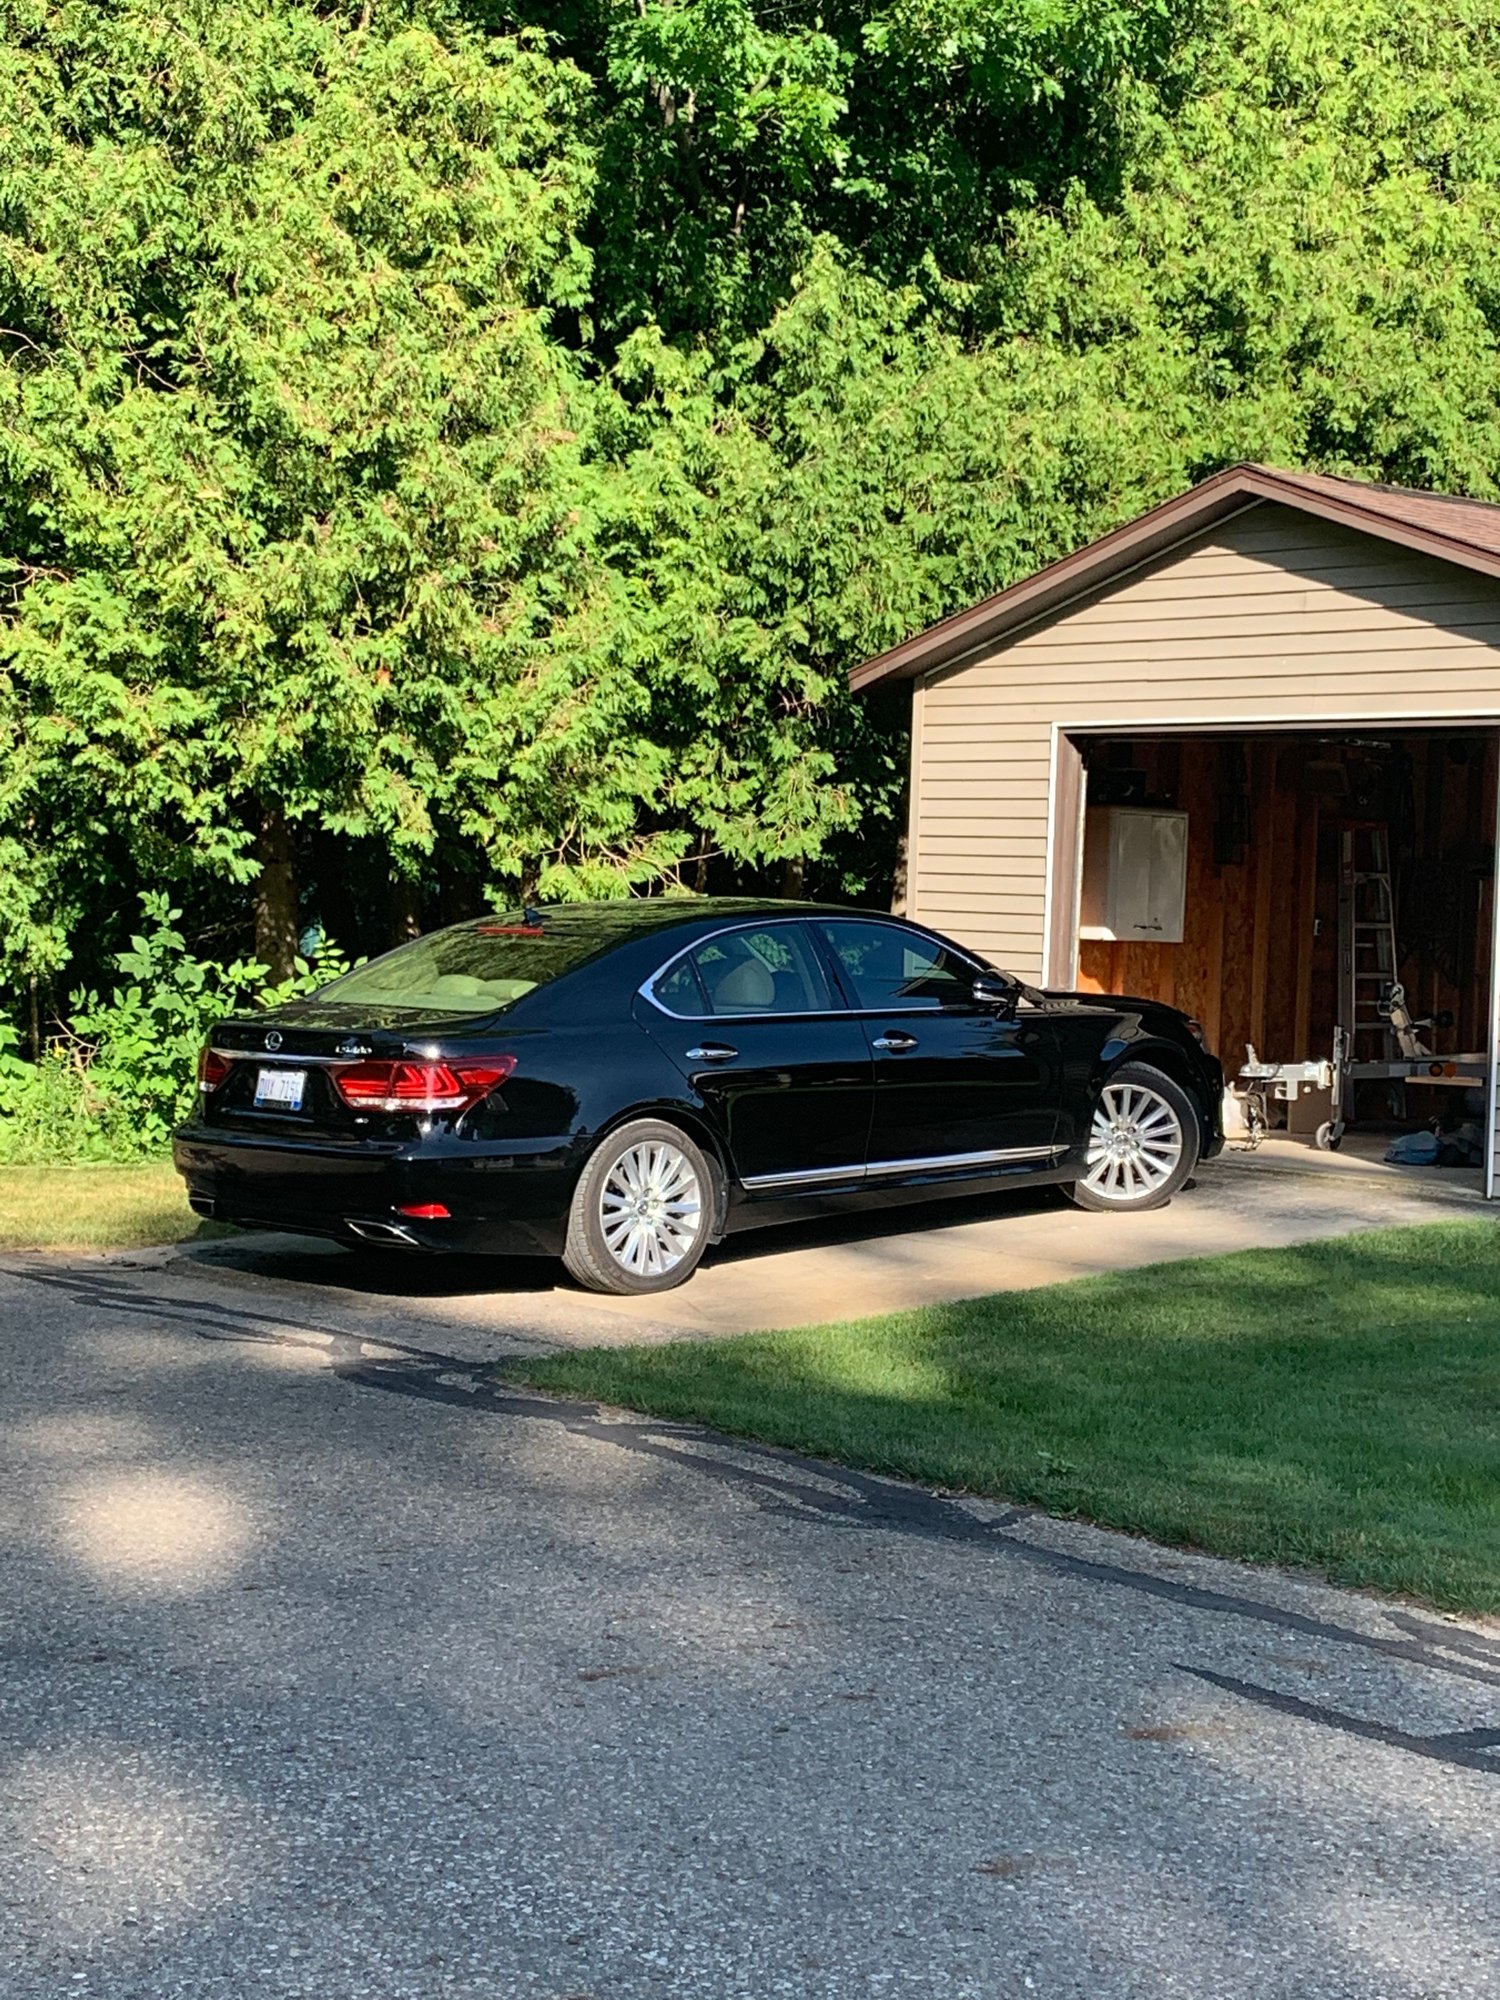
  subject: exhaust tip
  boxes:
[187,1193,217,1219]
[345,1219,420,1248]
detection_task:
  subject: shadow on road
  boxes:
[4,1249,1499,2000]
[11,1254,1500,1780]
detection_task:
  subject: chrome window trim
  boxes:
[741,1143,1062,1191]
[815,913,994,1014]
[640,915,1018,1024]
[640,918,841,1023]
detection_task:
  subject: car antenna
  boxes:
[522,904,543,927]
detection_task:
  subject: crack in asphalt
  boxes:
[8,1258,1498,1778]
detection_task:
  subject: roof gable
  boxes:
[850,464,1500,691]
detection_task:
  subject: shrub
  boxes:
[0,895,352,1162]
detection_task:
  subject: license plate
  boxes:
[254,1066,307,1112]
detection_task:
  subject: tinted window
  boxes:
[654,925,830,1017]
[309,918,600,1018]
[821,921,977,1011]
[652,954,707,1016]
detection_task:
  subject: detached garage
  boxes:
[851,464,1500,1195]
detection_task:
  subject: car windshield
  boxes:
[307,919,599,1019]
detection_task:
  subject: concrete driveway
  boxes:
[163,1149,1488,1344]
[1,1244,1497,2000]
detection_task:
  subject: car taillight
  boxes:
[1185,1018,1206,1046]
[332,1056,516,1115]
[198,1047,231,1093]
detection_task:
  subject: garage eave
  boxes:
[849,463,1500,692]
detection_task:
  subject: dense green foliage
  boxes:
[0,897,350,1160]
[495,0,1181,345]
[0,0,612,994]
[8,0,1500,1153]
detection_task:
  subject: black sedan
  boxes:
[174,899,1224,1294]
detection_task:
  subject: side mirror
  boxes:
[971,971,1019,1012]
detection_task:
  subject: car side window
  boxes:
[820,920,978,1012]
[653,924,832,1017]
[652,955,708,1016]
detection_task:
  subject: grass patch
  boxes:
[0,1162,223,1252]
[513,1221,1500,1615]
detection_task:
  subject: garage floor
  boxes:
[1223,1127,1486,1193]
[150,1148,1490,1347]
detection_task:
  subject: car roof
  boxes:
[476,897,860,940]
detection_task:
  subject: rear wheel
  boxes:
[1066,1063,1199,1213]
[562,1119,711,1294]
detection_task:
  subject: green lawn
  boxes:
[513,1221,1500,1615]
[0,1163,221,1252]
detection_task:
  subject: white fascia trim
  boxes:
[1045,707,1500,734]
[1487,735,1500,1199]
[1040,721,1060,988]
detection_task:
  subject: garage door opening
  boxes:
[1059,728,1498,1183]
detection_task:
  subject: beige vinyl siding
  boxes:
[908,680,1053,967]
[908,504,1500,1008]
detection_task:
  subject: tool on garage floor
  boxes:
[1236,1014,1486,1153]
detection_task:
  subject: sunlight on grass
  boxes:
[0,1164,219,1252]
[513,1220,1500,1614]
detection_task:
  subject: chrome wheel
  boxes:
[1082,1080,1184,1204]
[598,1139,703,1278]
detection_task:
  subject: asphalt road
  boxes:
[2,1250,1498,2000]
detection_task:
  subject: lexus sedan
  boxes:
[174,899,1223,1294]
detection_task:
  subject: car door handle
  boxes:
[685,1043,738,1062]
[872,1032,919,1053]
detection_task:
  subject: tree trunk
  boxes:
[692,834,712,894]
[312,830,359,958]
[389,870,423,947]
[890,831,909,915]
[253,807,298,982]
[780,856,805,900]
[437,847,484,926]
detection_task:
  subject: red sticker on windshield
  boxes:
[476,925,545,937]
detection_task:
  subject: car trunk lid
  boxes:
[199,1020,514,1144]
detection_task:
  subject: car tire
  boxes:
[562,1118,713,1294]
[1064,1062,1200,1213]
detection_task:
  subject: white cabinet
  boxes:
[1078,807,1189,944]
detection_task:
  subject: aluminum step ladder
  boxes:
[1337,824,1422,1061]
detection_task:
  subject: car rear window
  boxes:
[652,924,832,1017]
[309,920,601,1018]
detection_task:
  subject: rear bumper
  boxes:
[172,1125,578,1257]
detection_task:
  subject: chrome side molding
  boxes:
[741,1144,1062,1192]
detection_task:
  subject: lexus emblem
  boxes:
[264,1030,283,1053]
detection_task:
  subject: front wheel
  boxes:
[562,1119,712,1294]
[1065,1063,1200,1213]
